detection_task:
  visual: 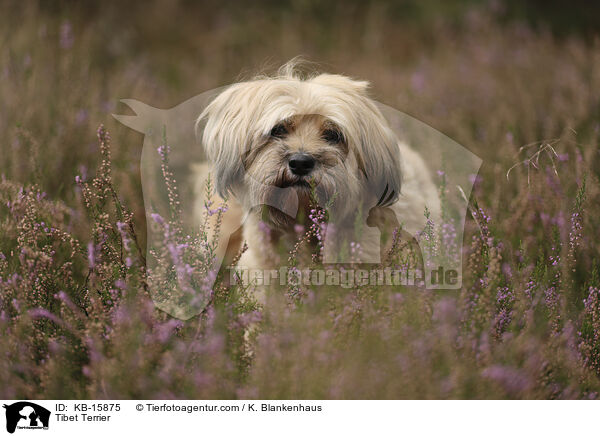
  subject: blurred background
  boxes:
[2,0,599,213]
[2,0,600,399]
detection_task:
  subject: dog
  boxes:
[194,62,440,300]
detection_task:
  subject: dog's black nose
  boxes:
[288,153,315,176]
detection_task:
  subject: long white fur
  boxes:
[193,63,441,297]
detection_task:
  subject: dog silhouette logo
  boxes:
[3,402,50,433]
[114,83,481,320]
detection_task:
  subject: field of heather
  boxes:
[1,0,600,399]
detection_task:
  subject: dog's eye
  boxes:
[322,129,344,144]
[270,123,288,138]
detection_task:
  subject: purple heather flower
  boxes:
[156,319,184,343]
[468,174,482,186]
[59,21,74,49]
[157,144,170,158]
[481,365,532,395]
[151,213,165,225]
[29,308,67,329]
[410,71,426,92]
[205,202,228,216]
[75,109,88,125]
[569,211,583,252]
[87,242,96,268]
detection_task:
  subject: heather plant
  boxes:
[2,1,600,399]
[147,135,225,320]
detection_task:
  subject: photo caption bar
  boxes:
[0,400,595,435]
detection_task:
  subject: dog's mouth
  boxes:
[274,177,314,190]
[255,168,340,231]
[290,180,311,188]
[257,175,317,231]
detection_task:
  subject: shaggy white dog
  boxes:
[194,63,440,295]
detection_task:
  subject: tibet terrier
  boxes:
[193,62,440,292]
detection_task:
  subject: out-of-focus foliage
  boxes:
[1,0,600,398]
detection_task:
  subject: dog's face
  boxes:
[198,72,402,231]
[243,113,356,228]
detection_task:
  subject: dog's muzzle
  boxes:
[288,152,316,176]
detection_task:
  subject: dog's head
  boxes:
[197,65,402,230]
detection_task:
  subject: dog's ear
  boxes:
[359,116,403,208]
[311,74,370,96]
[196,84,249,197]
[311,74,401,205]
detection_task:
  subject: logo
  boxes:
[3,402,50,434]
[113,88,481,320]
